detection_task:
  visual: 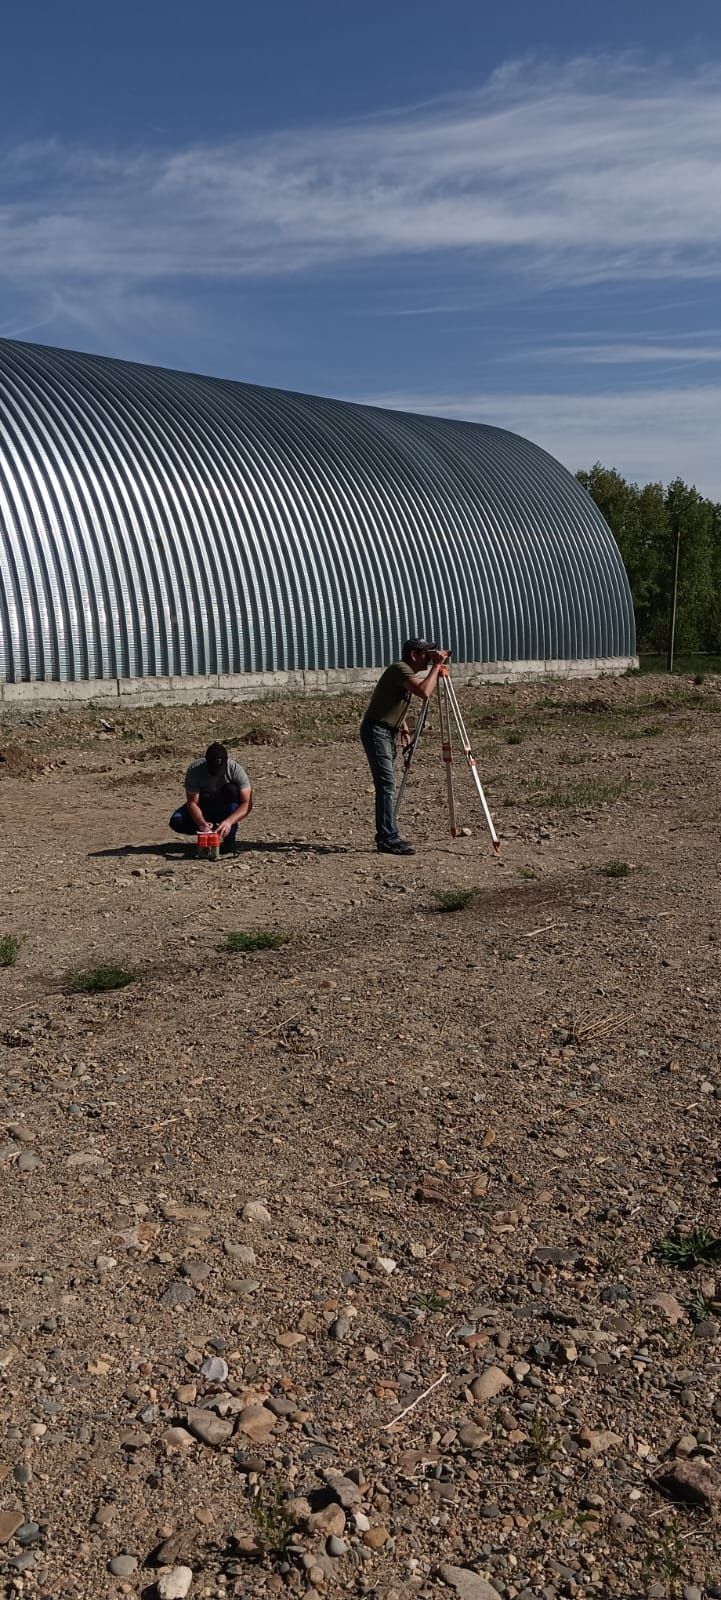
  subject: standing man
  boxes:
[360,638,450,856]
[169,742,252,852]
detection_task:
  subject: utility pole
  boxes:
[667,523,681,673]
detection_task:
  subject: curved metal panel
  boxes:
[0,337,635,684]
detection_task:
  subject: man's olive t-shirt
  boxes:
[185,757,250,801]
[363,661,415,730]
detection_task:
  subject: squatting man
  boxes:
[169,742,253,852]
[360,638,450,855]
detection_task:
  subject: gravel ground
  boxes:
[1,674,720,1600]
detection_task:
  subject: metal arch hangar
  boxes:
[0,337,636,690]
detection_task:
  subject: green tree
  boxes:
[577,464,721,656]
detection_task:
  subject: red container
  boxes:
[197,832,211,856]
[207,830,221,860]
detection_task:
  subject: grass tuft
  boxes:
[250,1476,295,1556]
[67,963,137,993]
[655,1227,721,1269]
[0,934,23,968]
[433,888,478,914]
[532,778,629,810]
[411,1290,449,1312]
[225,930,288,953]
[600,859,631,878]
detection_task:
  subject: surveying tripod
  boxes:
[394,665,500,852]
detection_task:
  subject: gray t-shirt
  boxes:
[184,756,251,800]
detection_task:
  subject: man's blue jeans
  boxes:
[360,720,401,847]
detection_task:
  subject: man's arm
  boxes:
[405,650,450,702]
[216,785,253,840]
[185,788,208,832]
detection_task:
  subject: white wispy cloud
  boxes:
[520,342,721,364]
[2,58,721,289]
[355,384,721,497]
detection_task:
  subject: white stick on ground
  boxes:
[382,1371,448,1431]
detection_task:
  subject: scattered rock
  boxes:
[237,1403,276,1442]
[458,1421,491,1450]
[185,1409,234,1447]
[108,1554,138,1577]
[655,1458,721,1511]
[649,1293,686,1325]
[0,1512,24,1544]
[307,1503,346,1538]
[323,1469,362,1509]
[241,1200,271,1226]
[200,1356,229,1384]
[470,1366,512,1401]
[439,1564,501,1600]
[223,1241,256,1264]
[157,1567,194,1599]
[577,1427,623,1455]
[362,1525,390,1550]
[161,1280,196,1309]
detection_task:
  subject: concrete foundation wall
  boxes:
[0,658,638,710]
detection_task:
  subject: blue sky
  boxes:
[2,0,721,493]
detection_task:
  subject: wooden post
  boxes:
[667,523,681,673]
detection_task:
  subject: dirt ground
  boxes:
[1,673,720,1600]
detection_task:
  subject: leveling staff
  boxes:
[360,638,450,855]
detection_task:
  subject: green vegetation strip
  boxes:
[67,964,137,993]
[0,934,22,968]
[433,888,478,913]
[225,931,288,952]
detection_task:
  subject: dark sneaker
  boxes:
[377,839,415,856]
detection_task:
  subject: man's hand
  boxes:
[429,647,450,665]
[216,818,234,841]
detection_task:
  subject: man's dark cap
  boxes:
[401,636,437,661]
[205,741,228,770]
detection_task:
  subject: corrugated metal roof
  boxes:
[0,337,635,682]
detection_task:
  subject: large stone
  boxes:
[307,1503,346,1538]
[439,1564,501,1600]
[157,1569,193,1600]
[577,1427,623,1455]
[655,1459,721,1512]
[470,1366,512,1402]
[186,1408,234,1447]
[108,1555,138,1577]
[649,1293,686,1326]
[0,1513,23,1544]
[161,1280,196,1309]
[237,1404,276,1442]
[458,1421,491,1450]
[241,1200,271,1226]
[322,1470,362,1509]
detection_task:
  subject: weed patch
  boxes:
[250,1477,294,1557]
[225,930,288,953]
[433,888,478,913]
[600,859,631,878]
[0,934,22,968]
[531,777,629,810]
[67,963,137,993]
[655,1227,721,1269]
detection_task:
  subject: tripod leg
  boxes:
[394,697,429,824]
[443,676,501,853]
[438,674,458,837]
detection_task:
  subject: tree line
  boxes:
[576,465,721,655]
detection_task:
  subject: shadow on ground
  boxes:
[89,839,350,860]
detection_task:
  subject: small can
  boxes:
[197,832,210,858]
[207,831,221,861]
